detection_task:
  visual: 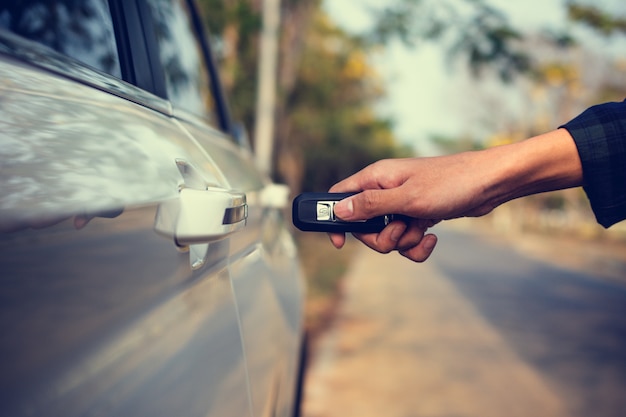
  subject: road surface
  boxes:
[302,227,626,417]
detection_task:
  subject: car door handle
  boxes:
[154,187,248,245]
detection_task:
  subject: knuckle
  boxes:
[367,242,391,254]
[356,233,393,254]
[360,191,379,215]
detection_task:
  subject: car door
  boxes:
[0,2,254,417]
[140,1,306,416]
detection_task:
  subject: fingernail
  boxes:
[334,199,354,219]
[424,235,437,251]
[328,233,345,249]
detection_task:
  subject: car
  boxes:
[0,1,306,417]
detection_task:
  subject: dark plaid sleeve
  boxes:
[560,100,626,228]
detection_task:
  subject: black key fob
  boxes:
[292,192,402,233]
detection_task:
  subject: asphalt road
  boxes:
[302,226,626,417]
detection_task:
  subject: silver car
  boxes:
[0,1,306,416]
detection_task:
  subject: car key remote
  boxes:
[292,192,406,233]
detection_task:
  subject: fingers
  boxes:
[328,167,379,194]
[328,232,346,249]
[395,218,432,251]
[329,219,438,262]
[399,234,437,263]
[353,221,408,254]
[348,219,437,262]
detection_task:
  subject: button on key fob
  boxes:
[292,192,403,233]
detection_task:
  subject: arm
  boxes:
[329,128,583,262]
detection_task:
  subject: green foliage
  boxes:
[367,0,532,82]
[367,0,626,83]
[196,0,404,191]
[285,12,409,190]
[567,2,626,36]
[448,1,530,82]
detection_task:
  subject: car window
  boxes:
[0,0,121,78]
[145,0,217,122]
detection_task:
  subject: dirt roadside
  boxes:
[301,247,571,417]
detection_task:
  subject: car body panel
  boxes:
[178,112,305,417]
[0,1,305,416]
[0,53,254,416]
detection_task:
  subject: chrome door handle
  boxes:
[154,187,248,245]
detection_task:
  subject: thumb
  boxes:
[333,189,405,221]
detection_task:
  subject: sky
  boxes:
[322,0,617,155]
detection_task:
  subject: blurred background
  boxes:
[197,0,626,235]
[196,1,626,415]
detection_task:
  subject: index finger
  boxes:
[328,176,364,194]
[333,187,413,221]
[328,164,383,194]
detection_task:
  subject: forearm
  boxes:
[483,128,583,209]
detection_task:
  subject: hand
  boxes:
[328,153,495,262]
[330,216,440,263]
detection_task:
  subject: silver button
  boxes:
[316,202,335,221]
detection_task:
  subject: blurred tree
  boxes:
[278,11,411,192]
[567,2,626,37]
[197,0,262,132]
[366,0,531,82]
[365,0,626,82]
[196,0,406,192]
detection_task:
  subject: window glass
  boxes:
[0,0,121,78]
[146,0,216,121]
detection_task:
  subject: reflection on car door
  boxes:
[0,54,252,417]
